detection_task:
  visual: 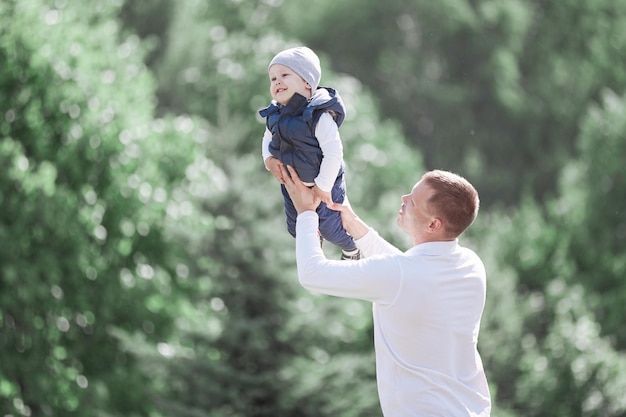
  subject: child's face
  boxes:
[269,64,312,105]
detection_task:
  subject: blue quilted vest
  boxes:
[259,87,346,183]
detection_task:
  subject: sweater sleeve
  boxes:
[261,128,273,168]
[314,112,343,192]
[296,211,402,304]
[356,228,404,258]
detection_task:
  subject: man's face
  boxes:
[268,64,311,105]
[398,180,436,242]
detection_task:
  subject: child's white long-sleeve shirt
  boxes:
[262,112,343,192]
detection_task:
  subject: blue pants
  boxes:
[280,173,357,252]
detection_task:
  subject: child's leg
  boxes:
[317,204,357,251]
[316,173,358,252]
[281,184,297,238]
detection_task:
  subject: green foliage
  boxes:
[473,201,626,416]
[551,89,626,347]
[279,0,626,207]
[109,107,412,416]
[150,0,282,141]
[0,1,191,415]
[114,2,424,414]
[288,353,381,417]
[470,89,626,416]
[112,2,426,416]
[4,0,626,416]
[119,0,174,67]
[515,282,626,417]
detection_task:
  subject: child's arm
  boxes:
[314,112,343,204]
[262,128,285,183]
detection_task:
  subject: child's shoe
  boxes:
[341,248,361,260]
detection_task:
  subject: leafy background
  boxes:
[1,0,626,416]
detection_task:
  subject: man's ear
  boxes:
[428,217,443,233]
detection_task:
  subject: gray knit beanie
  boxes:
[269,46,321,92]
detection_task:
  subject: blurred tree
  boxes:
[118,0,174,68]
[552,89,626,348]
[0,1,193,415]
[277,0,626,208]
[146,0,283,132]
[110,113,304,416]
[514,281,626,417]
[114,1,425,415]
[469,89,626,416]
[24,0,624,416]
[471,197,626,416]
[108,90,389,416]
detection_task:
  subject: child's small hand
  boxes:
[265,156,285,183]
[313,184,333,206]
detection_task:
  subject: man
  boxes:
[280,164,491,417]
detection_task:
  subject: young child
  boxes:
[259,46,360,260]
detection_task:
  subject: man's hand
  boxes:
[265,156,285,184]
[312,184,333,206]
[280,165,321,214]
[328,198,369,240]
